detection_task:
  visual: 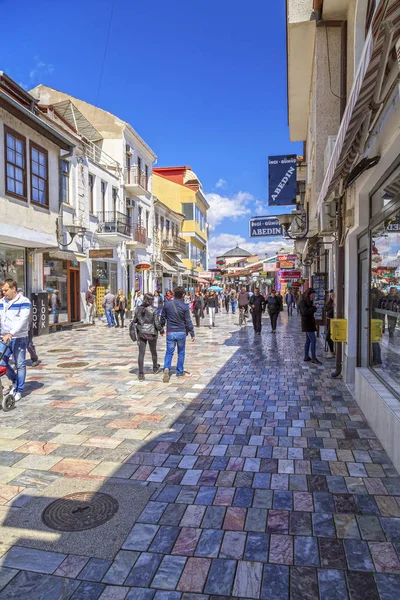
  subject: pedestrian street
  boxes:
[0,311,399,599]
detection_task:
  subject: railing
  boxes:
[97,211,131,236]
[125,166,148,191]
[161,235,187,253]
[133,224,147,245]
[81,142,121,174]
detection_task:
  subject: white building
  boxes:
[30,84,157,300]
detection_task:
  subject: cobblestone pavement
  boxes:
[0,310,400,599]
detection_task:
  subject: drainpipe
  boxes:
[56,147,75,247]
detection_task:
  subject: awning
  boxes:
[47,249,87,262]
[316,0,400,217]
[52,100,103,142]
[156,259,177,274]
[165,252,186,270]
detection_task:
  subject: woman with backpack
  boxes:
[134,292,163,381]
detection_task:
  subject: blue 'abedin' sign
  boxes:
[268,155,297,206]
[249,217,283,238]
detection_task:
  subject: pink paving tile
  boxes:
[269,534,293,565]
[172,528,202,556]
[50,458,100,475]
[181,505,206,528]
[16,441,60,455]
[214,487,235,506]
[223,507,246,531]
[131,465,155,480]
[369,542,400,573]
[293,492,314,512]
[177,557,211,592]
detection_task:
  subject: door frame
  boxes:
[67,263,80,323]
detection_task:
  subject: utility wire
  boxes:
[325,26,346,100]
[91,0,116,126]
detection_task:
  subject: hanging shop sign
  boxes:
[198,271,212,279]
[312,272,327,321]
[280,270,301,280]
[263,262,277,272]
[135,263,151,271]
[268,155,297,206]
[216,259,226,266]
[89,249,114,259]
[278,255,288,261]
[249,217,283,237]
[96,286,105,316]
[280,261,295,268]
[31,292,49,337]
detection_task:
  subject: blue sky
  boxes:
[1,0,301,260]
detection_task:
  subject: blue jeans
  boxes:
[231,301,236,313]
[305,331,316,360]
[105,308,115,327]
[52,307,59,324]
[164,332,186,375]
[0,337,28,393]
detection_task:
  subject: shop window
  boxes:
[371,166,400,217]
[61,160,70,204]
[0,246,25,287]
[369,210,400,394]
[43,255,68,324]
[4,126,26,199]
[30,142,48,206]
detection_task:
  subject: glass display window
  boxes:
[0,246,25,287]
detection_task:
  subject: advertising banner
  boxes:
[268,155,297,206]
[280,270,301,280]
[249,217,283,238]
[31,293,49,337]
[312,273,326,322]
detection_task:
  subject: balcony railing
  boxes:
[133,224,147,245]
[161,235,187,253]
[125,166,148,191]
[97,211,131,236]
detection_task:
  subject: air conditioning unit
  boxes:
[125,144,133,156]
[324,136,337,174]
[319,201,337,234]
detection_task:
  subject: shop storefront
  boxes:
[92,260,118,292]
[43,253,81,327]
[357,165,400,395]
[0,245,26,288]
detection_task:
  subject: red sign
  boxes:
[280,270,301,280]
[135,263,151,271]
[287,254,298,261]
[277,255,287,261]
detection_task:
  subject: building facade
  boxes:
[152,198,186,293]
[286,0,400,469]
[153,166,209,288]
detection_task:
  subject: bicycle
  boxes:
[238,306,248,327]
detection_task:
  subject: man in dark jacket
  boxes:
[161,287,195,382]
[249,288,266,335]
[266,289,283,333]
[299,288,322,365]
[285,290,295,316]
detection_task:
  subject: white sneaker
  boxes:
[13,392,22,402]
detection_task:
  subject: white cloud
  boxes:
[208,232,293,264]
[29,56,54,83]
[215,178,227,190]
[205,191,254,230]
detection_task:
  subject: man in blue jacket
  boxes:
[160,287,195,382]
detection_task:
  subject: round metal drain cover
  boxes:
[42,492,119,531]
[47,349,72,354]
[57,361,89,368]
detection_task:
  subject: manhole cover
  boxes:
[42,492,119,531]
[47,349,72,353]
[57,362,89,368]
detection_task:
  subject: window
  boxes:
[155,212,159,232]
[138,156,142,174]
[101,181,107,214]
[145,164,149,190]
[4,126,26,199]
[171,223,175,238]
[112,187,118,215]
[182,203,194,220]
[61,160,70,204]
[166,219,170,236]
[195,205,205,230]
[138,205,142,226]
[30,142,48,206]
[89,174,95,214]
[160,216,164,236]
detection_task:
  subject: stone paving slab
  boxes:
[0,312,399,598]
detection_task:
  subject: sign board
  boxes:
[331,319,348,342]
[198,272,212,279]
[263,262,277,272]
[371,319,383,342]
[287,254,298,261]
[31,292,49,337]
[135,263,151,271]
[249,217,283,237]
[280,261,295,268]
[268,155,297,206]
[89,249,114,259]
[278,255,288,261]
[280,270,301,280]
[312,272,326,321]
[96,286,105,316]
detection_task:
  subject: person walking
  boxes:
[249,288,266,335]
[205,290,219,328]
[153,290,164,314]
[238,287,249,314]
[132,290,143,316]
[299,288,322,365]
[285,290,295,316]
[102,288,116,327]
[325,289,335,359]
[134,292,163,381]
[193,290,204,327]
[85,285,96,325]
[231,289,238,314]
[0,279,31,402]
[114,289,127,328]
[223,290,230,313]
[266,289,283,334]
[161,286,195,382]
[50,290,61,325]
[184,291,192,305]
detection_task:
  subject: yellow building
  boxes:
[152,167,209,277]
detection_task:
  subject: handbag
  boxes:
[129,320,138,342]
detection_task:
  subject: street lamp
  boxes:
[56,220,87,247]
[275,204,309,240]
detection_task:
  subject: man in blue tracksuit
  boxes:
[0,279,31,402]
[160,287,195,382]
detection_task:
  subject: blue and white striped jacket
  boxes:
[0,293,31,339]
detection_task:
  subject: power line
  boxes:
[91,0,116,126]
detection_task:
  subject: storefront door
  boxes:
[358,248,369,367]
[68,266,80,322]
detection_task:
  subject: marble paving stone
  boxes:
[124,552,163,587]
[0,546,66,574]
[0,568,18,593]
[102,551,139,585]
[317,569,348,600]
[232,560,262,599]
[151,555,186,590]
[318,539,346,570]
[71,580,106,599]
[369,542,400,573]
[260,565,289,600]
[122,524,159,551]
[290,566,319,600]
[204,559,236,596]
[148,527,180,555]
[343,539,374,571]
[334,514,360,539]
[219,531,246,560]
[356,516,385,541]
[243,533,269,562]
[290,512,312,536]
[0,570,80,599]
[78,558,112,583]
[375,573,400,600]
[177,557,211,593]
[195,529,224,558]
[54,555,89,579]
[345,571,379,600]
[294,536,319,567]
[99,587,130,600]
[269,534,293,565]
[172,529,202,556]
